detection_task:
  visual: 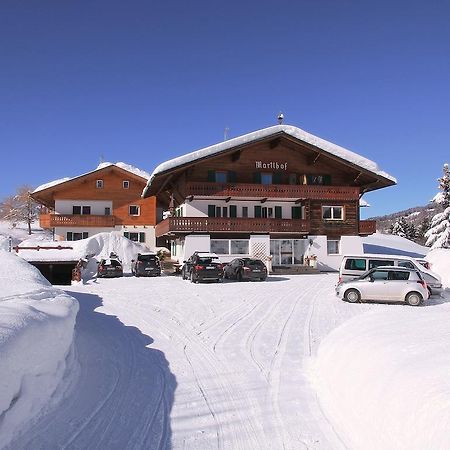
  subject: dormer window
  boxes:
[123,180,130,189]
[96,179,104,189]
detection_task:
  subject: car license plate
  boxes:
[107,267,115,271]
[145,268,154,270]
[206,266,214,269]
[253,269,261,272]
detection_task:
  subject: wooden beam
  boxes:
[260,197,268,204]
[353,172,363,183]
[225,196,231,203]
[269,138,280,149]
[308,152,321,165]
[155,174,174,196]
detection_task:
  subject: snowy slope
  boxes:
[0,251,78,448]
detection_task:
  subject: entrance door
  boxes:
[280,240,293,265]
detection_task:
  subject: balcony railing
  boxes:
[185,182,360,200]
[155,217,310,236]
[39,214,116,228]
[359,220,376,235]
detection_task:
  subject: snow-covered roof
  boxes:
[143,124,397,195]
[33,162,150,194]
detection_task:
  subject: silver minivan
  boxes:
[338,254,442,296]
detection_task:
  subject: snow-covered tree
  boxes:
[1,185,40,235]
[390,216,418,241]
[425,163,450,249]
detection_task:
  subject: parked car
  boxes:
[336,266,429,306]
[338,254,442,296]
[97,254,123,278]
[224,258,268,281]
[131,253,161,277]
[182,252,223,283]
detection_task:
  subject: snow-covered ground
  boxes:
[1,225,449,449]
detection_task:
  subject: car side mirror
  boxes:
[131,259,135,263]
[183,260,187,263]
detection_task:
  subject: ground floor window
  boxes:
[327,239,340,255]
[211,239,249,255]
[67,231,88,241]
[124,231,145,243]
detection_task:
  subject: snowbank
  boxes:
[0,251,79,448]
[426,248,450,288]
[312,305,450,450]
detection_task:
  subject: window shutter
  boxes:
[323,175,332,185]
[306,175,314,185]
[208,205,216,217]
[124,232,129,239]
[253,172,261,183]
[229,205,237,217]
[139,233,146,243]
[207,170,215,182]
[275,206,282,218]
[273,172,282,184]
[254,205,262,218]
[292,206,302,219]
[228,171,237,182]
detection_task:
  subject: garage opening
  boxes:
[30,261,78,285]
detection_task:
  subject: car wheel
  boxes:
[428,287,432,297]
[406,292,423,306]
[237,270,243,282]
[190,271,197,283]
[182,268,187,280]
[344,288,361,303]
[224,271,228,279]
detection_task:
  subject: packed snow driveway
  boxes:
[8,273,442,449]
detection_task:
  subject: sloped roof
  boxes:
[34,162,150,194]
[143,124,396,197]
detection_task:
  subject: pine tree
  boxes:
[391,216,409,238]
[425,163,450,249]
[1,185,39,235]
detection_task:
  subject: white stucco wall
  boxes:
[182,235,210,262]
[55,200,113,215]
[183,199,305,219]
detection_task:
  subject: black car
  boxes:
[223,258,267,281]
[182,252,223,283]
[131,253,161,277]
[97,255,123,278]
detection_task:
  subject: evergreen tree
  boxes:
[425,163,450,249]
[391,216,409,238]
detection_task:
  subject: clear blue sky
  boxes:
[1,0,449,218]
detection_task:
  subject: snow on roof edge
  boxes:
[33,162,150,194]
[143,124,397,196]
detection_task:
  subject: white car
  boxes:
[336,266,429,306]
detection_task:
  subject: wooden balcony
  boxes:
[359,220,377,235]
[39,214,116,228]
[185,181,360,201]
[155,217,310,237]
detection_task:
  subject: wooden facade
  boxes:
[33,165,157,230]
[146,132,390,239]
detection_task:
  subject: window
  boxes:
[123,180,130,189]
[230,240,249,254]
[211,240,230,255]
[105,207,111,216]
[222,207,228,218]
[123,232,145,243]
[398,261,415,269]
[306,175,331,185]
[229,205,237,218]
[73,206,90,215]
[215,206,222,218]
[275,206,282,219]
[344,258,366,271]
[368,259,394,269]
[254,205,262,218]
[327,240,340,255]
[322,206,344,220]
[96,180,104,188]
[288,173,298,185]
[207,170,237,183]
[292,206,302,219]
[129,205,140,216]
[210,239,249,255]
[208,205,216,217]
[261,173,273,185]
[389,271,410,281]
[67,231,88,241]
[215,171,227,183]
[370,270,389,281]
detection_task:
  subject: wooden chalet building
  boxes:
[32,163,157,245]
[143,125,396,270]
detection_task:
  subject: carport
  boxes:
[29,260,79,285]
